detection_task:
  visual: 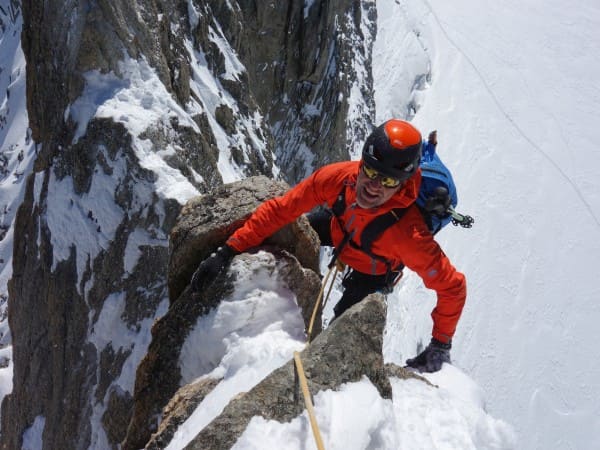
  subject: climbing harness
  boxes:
[330,186,407,291]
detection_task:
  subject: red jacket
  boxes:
[227,161,466,343]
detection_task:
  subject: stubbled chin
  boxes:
[356,187,381,208]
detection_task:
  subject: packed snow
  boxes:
[1,0,599,449]
[233,370,513,450]
[166,252,307,449]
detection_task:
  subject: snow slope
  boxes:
[376,1,600,449]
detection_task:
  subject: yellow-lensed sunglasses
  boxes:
[361,163,402,188]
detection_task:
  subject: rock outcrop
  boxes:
[147,295,428,450]
[183,296,390,450]
[144,376,222,450]
[123,176,322,450]
[167,175,321,303]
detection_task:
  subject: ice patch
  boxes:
[22,415,45,450]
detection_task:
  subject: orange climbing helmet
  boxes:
[361,119,422,181]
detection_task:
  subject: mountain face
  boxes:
[0,0,376,449]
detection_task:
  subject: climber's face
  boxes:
[355,163,403,209]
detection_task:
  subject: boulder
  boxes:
[145,377,222,450]
[168,175,321,303]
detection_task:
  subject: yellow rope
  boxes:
[306,265,339,342]
[293,351,326,450]
[323,261,345,310]
[294,259,348,448]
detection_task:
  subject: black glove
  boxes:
[423,186,451,217]
[406,338,451,373]
[190,245,236,291]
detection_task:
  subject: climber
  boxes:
[190,119,466,373]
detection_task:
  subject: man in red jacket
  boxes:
[191,119,466,373]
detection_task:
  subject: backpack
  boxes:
[416,131,473,234]
[416,136,459,234]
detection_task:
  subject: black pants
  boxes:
[307,208,389,318]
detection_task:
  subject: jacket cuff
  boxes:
[225,237,244,253]
[432,330,452,344]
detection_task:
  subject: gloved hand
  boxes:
[406,338,451,373]
[190,244,236,291]
[423,186,451,217]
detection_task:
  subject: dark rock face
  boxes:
[2,171,95,450]
[1,118,181,450]
[2,1,377,449]
[224,0,377,183]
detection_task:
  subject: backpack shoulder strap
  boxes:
[331,185,347,217]
[330,182,410,253]
[330,185,408,252]
[328,187,408,284]
[360,208,408,253]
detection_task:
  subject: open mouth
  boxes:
[363,187,380,200]
[359,185,382,204]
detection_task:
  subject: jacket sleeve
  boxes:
[398,212,467,343]
[226,166,342,252]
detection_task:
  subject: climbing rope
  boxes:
[306,261,343,342]
[293,351,326,450]
[295,260,346,448]
[294,258,348,448]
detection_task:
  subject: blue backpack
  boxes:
[416,136,461,234]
